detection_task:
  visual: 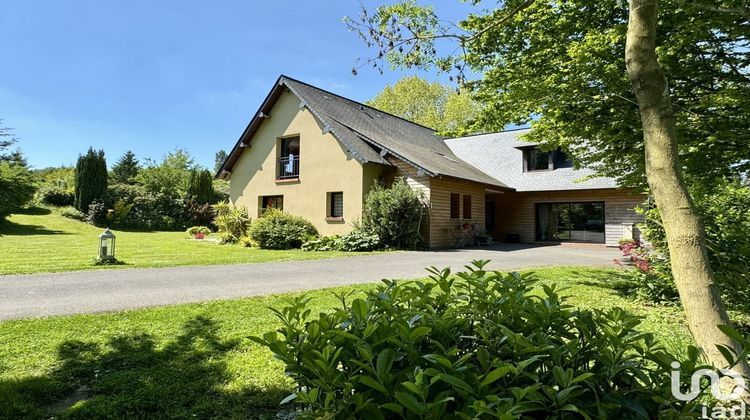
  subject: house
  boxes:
[217,75,644,248]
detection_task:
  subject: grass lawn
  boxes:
[0,209,374,275]
[0,266,695,419]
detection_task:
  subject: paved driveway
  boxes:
[0,244,618,320]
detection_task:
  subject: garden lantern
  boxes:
[98,228,116,262]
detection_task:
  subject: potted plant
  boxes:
[186,226,211,240]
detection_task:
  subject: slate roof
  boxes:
[219,75,511,189]
[444,129,618,192]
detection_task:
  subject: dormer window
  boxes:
[526,148,551,171]
[523,147,573,172]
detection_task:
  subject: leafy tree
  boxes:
[0,120,35,220]
[0,119,16,156]
[35,166,75,190]
[0,120,26,166]
[74,148,108,213]
[214,150,227,174]
[0,162,36,220]
[641,180,750,309]
[367,76,481,134]
[186,169,216,204]
[110,150,141,185]
[135,149,196,198]
[346,0,750,376]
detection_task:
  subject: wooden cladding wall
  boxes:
[428,177,486,248]
[487,188,645,247]
[383,156,431,200]
[384,156,432,244]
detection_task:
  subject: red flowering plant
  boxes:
[615,239,651,273]
[613,238,678,304]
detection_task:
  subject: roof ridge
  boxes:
[279,74,440,133]
[445,126,532,141]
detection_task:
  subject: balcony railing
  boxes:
[278,155,300,179]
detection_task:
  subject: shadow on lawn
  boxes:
[559,268,642,298]
[0,316,290,419]
[16,206,52,216]
[0,219,70,236]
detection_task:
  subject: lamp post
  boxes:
[98,228,116,262]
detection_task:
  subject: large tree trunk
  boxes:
[625,0,750,381]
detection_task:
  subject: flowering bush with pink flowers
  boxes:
[614,239,677,303]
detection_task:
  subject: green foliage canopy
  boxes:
[186,169,216,205]
[0,162,35,220]
[346,0,750,189]
[367,76,481,134]
[110,150,141,185]
[0,121,35,220]
[641,180,750,308]
[135,149,196,198]
[214,150,228,173]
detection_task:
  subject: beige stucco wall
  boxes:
[487,188,645,246]
[228,90,380,236]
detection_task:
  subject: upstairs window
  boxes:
[450,193,460,219]
[523,147,573,171]
[553,149,574,168]
[281,136,300,157]
[525,148,551,171]
[463,195,472,219]
[278,136,300,179]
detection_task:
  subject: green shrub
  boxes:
[334,229,381,251]
[135,149,194,198]
[213,179,230,202]
[106,183,145,204]
[182,196,215,227]
[239,235,256,248]
[252,260,710,418]
[105,184,186,230]
[108,200,133,226]
[186,169,216,204]
[302,230,381,252]
[86,200,108,227]
[35,186,74,206]
[212,201,250,244]
[640,180,750,308]
[302,235,339,251]
[614,239,678,304]
[249,209,318,249]
[0,161,36,220]
[362,178,426,249]
[186,226,211,236]
[60,206,86,221]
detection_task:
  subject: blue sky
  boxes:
[0,1,477,170]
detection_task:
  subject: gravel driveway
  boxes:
[0,244,618,320]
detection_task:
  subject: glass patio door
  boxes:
[535,202,605,243]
